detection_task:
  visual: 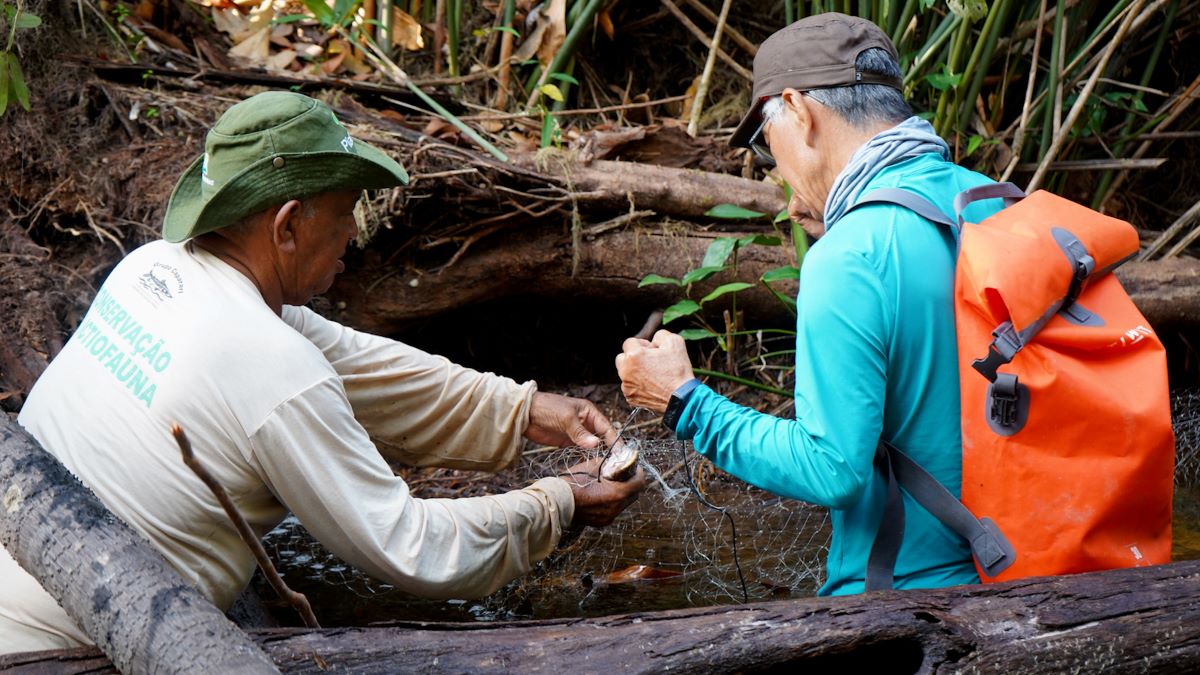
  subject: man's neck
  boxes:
[193,235,284,316]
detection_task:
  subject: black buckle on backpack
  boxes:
[972,322,1023,383]
[986,373,1029,436]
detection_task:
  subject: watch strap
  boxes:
[662,378,702,433]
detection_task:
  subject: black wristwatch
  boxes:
[662,378,702,434]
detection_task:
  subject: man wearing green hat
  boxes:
[618,14,1009,595]
[0,91,644,652]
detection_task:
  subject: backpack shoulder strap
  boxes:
[866,441,1017,591]
[853,188,958,231]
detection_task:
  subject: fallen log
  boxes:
[0,417,278,674]
[6,559,1199,673]
[330,223,1200,336]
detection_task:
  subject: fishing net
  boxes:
[260,388,1200,626]
[259,412,832,626]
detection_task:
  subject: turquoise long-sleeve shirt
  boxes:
[675,153,1004,596]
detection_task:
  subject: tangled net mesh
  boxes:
[260,418,831,625]
[260,389,1200,625]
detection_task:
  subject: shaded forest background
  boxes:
[1,0,1199,403]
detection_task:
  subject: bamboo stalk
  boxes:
[526,0,606,108]
[1091,0,1179,210]
[1001,0,1048,183]
[1026,0,1149,192]
[687,0,734,138]
[658,0,753,82]
[173,424,320,630]
[433,0,445,75]
[956,0,1016,133]
[1038,0,1066,158]
[933,13,974,137]
[492,0,516,110]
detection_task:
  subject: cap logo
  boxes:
[341,135,354,152]
[201,153,215,187]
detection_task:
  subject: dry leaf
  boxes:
[390,8,424,51]
[598,9,614,40]
[320,49,345,74]
[536,0,566,67]
[265,48,296,72]
[228,26,272,65]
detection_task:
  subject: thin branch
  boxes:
[1141,199,1200,260]
[658,0,752,82]
[172,424,320,630]
[1026,0,1148,192]
[686,0,734,137]
[677,0,758,56]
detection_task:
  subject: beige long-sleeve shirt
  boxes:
[0,240,573,653]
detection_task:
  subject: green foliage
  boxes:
[1,0,39,117]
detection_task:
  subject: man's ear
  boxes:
[270,200,302,253]
[781,88,817,147]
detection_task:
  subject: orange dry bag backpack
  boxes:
[854,183,1175,590]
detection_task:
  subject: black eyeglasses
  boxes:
[748,116,775,167]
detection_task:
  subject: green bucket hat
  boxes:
[162,91,409,243]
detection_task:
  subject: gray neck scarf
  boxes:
[822,116,950,231]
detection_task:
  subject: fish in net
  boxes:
[259,421,832,624]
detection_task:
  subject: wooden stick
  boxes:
[1144,199,1200,260]
[686,0,734,138]
[634,310,665,341]
[1013,158,1166,172]
[658,0,752,82]
[1026,0,1147,192]
[999,0,1047,183]
[678,0,757,56]
[172,424,320,630]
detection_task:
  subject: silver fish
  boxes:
[600,439,640,481]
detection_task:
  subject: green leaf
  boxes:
[916,111,936,121]
[765,286,797,314]
[272,13,311,23]
[539,83,564,102]
[298,0,334,25]
[680,265,726,285]
[700,282,753,305]
[8,55,29,112]
[737,234,781,247]
[0,54,9,117]
[14,12,42,29]
[774,208,790,223]
[966,134,983,157]
[679,328,720,341]
[638,273,681,287]
[701,237,737,268]
[761,266,800,283]
[791,220,809,266]
[705,203,766,220]
[925,68,962,91]
[549,72,579,85]
[662,300,701,325]
[1133,97,1148,113]
[493,26,520,37]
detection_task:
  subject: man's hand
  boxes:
[615,330,695,413]
[559,457,646,528]
[525,392,617,449]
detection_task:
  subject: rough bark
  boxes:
[5,560,1199,674]
[330,224,1200,336]
[0,417,278,674]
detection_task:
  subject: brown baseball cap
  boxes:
[729,13,902,148]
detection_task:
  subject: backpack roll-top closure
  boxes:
[959,190,1140,338]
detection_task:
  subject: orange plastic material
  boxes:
[957,190,1175,582]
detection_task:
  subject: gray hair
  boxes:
[761,48,912,129]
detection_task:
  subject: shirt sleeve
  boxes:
[281,305,536,471]
[675,244,889,509]
[247,376,575,599]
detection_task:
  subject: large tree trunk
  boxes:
[0,416,278,674]
[330,224,1200,336]
[5,559,1199,673]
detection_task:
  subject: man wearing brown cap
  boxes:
[0,90,644,652]
[618,14,1007,596]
